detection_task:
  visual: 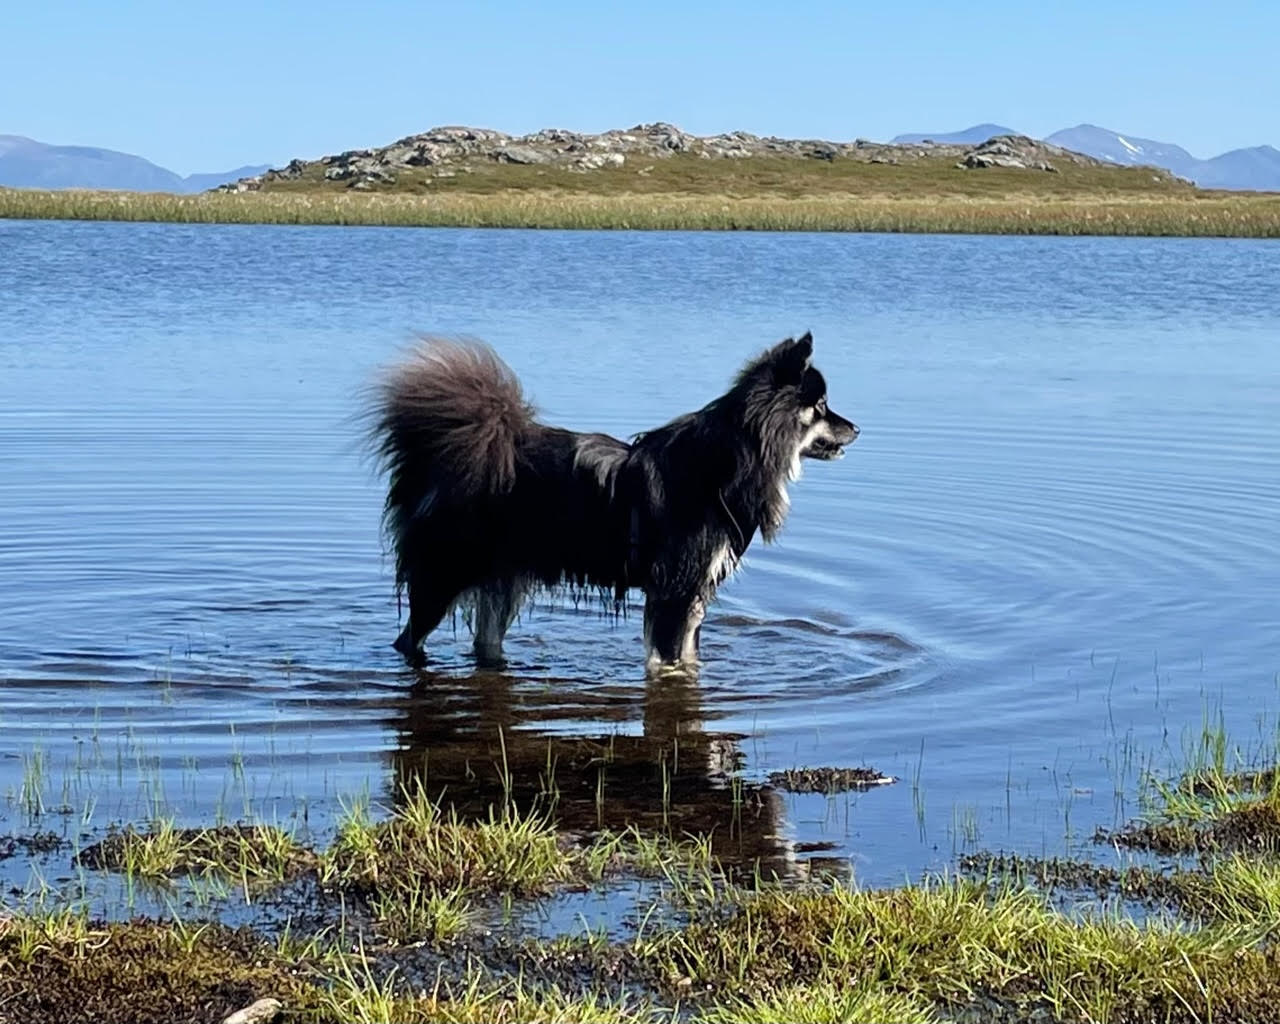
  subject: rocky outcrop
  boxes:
[959,136,1061,171]
[214,124,1176,192]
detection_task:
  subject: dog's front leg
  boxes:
[642,594,705,674]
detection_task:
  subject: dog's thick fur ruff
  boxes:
[370,333,857,671]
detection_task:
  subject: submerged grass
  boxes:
[5,185,1280,236]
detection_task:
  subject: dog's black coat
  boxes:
[371,333,857,670]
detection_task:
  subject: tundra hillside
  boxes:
[4,123,1279,235]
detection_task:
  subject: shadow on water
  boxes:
[385,667,798,876]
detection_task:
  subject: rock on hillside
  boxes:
[216,124,1162,192]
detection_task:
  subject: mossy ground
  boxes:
[0,916,319,1024]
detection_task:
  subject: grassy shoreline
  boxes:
[9,727,1280,1022]
[5,185,1280,235]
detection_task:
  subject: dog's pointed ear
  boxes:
[771,332,813,382]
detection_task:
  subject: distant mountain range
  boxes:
[893,123,1280,191]
[0,135,268,193]
[891,124,1020,145]
[5,122,1278,193]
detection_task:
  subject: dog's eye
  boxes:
[815,398,827,414]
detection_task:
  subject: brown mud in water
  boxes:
[768,766,897,794]
[0,831,66,860]
[1095,800,1280,855]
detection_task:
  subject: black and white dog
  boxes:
[371,332,857,672]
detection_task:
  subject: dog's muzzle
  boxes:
[803,417,859,460]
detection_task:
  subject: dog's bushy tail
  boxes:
[370,337,535,583]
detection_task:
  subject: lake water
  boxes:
[2,220,1278,904]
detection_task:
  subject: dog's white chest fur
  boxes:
[707,541,740,588]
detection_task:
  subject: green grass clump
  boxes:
[320,960,664,1024]
[1169,853,1280,928]
[319,787,572,942]
[316,786,720,943]
[5,185,1280,236]
[77,820,315,883]
[696,982,936,1024]
[643,879,1280,1022]
[322,785,572,895]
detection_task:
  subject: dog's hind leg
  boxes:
[472,579,527,667]
[393,574,462,667]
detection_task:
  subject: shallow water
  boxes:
[2,221,1278,903]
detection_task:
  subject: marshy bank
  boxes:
[8,723,1280,1023]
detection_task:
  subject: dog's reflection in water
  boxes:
[385,670,802,876]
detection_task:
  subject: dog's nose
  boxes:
[849,422,860,439]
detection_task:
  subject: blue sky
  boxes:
[7,0,1277,174]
